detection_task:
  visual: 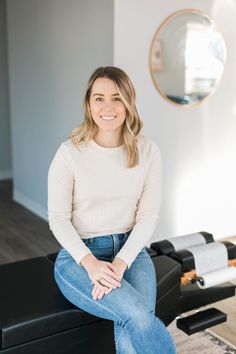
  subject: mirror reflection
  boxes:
[150,9,226,106]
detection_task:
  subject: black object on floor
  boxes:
[176,308,227,335]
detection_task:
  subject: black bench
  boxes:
[0,246,235,353]
[0,248,181,353]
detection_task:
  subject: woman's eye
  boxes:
[94,97,121,102]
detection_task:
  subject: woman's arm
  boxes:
[114,143,163,269]
[47,143,94,266]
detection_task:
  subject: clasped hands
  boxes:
[91,257,127,300]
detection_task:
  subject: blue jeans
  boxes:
[54,229,176,354]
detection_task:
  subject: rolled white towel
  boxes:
[169,233,207,252]
[187,242,228,275]
[197,266,236,288]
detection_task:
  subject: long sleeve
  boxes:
[47,143,92,266]
[115,145,162,269]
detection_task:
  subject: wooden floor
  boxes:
[0,179,236,346]
[207,280,236,347]
[0,179,60,265]
[206,233,236,347]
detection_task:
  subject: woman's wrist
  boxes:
[113,256,128,270]
[80,253,97,270]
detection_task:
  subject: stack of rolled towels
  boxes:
[169,233,236,288]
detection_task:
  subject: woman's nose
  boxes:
[102,101,114,110]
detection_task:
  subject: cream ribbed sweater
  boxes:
[47,134,162,269]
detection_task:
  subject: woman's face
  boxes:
[89,77,126,134]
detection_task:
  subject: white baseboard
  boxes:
[13,189,47,221]
[0,170,12,180]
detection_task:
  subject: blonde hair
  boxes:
[70,66,143,168]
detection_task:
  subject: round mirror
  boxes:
[150,9,226,107]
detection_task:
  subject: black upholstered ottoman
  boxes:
[0,251,181,354]
[0,257,115,354]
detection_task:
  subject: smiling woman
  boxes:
[47,66,176,353]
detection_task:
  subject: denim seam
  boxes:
[114,322,133,349]
[54,267,123,323]
[112,235,115,257]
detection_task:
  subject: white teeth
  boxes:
[100,115,117,121]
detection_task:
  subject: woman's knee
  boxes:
[116,306,154,337]
[111,284,153,325]
[54,259,90,296]
[53,257,93,311]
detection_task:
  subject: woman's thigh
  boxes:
[54,249,154,324]
[123,247,157,313]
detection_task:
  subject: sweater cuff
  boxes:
[114,253,134,270]
[76,249,93,267]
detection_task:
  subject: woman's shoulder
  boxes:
[59,138,87,154]
[137,134,161,156]
[60,138,74,150]
[50,139,83,165]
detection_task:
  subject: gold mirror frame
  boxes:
[149,9,226,107]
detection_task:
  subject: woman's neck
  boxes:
[93,133,123,148]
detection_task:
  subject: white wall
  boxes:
[0,0,11,180]
[114,0,236,240]
[7,0,113,218]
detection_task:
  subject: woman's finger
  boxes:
[105,287,113,295]
[92,282,107,296]
[92,285,101,299]
[92,284,113,300]
[93,285,107,300]
[103,266,120,280]
[97,289,105,300]
[94,279,108,291]
[99,276,120,289]
[99,267,121,286]
[97,286,113,299]
[92,283,103,294]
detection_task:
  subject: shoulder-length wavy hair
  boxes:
[70,66,143,168]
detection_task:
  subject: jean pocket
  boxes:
[84,236,113,258]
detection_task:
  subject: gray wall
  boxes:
[7,0,113,218]
[0,0,11,180]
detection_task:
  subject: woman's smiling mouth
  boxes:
[100,115,117,121]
